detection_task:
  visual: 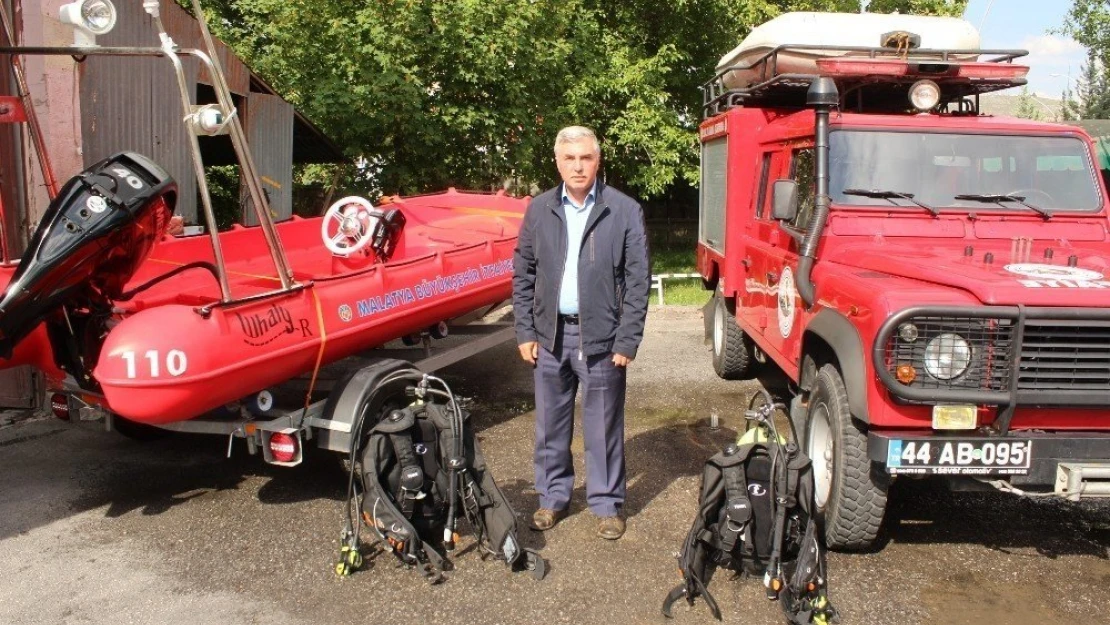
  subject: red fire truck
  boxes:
[698,34,1110,549]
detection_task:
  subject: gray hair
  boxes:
[554,126,600,155]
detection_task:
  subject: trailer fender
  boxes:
[804,310,870,423]
[315,359,421,453]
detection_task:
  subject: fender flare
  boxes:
[316,358,422,453]
[804,310,870,423]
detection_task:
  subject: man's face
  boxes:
[555,140,600,198]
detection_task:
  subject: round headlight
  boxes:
[923,333,972,380]
[909,79,940,112]
[898,323,919,343]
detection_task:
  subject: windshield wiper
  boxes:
[953,193,1053,220]
[842,188,940,217]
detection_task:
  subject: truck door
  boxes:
[734,151,774,332]
[745,146,813,372]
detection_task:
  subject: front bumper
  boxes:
[867,430,1110,487]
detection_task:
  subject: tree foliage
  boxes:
[197,1,971,200]
[1014,87,1044,121]
[1062,0,1110,66]
[1061,50,1110,121]
[1059,1,1110,121]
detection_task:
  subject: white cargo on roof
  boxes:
[716,12,982,89]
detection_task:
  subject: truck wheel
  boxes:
[711,293,751,379]
[806,363,888,550]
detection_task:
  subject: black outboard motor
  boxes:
[0,152,176,359]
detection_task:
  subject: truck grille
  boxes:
[1018,319,1110,392]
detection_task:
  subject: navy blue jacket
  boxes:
[512,183,650,358]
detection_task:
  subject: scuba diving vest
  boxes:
[359,400,545,583]
[662,426,837,624]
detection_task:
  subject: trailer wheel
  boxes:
[711,293,751,380]
[806,363,888,550]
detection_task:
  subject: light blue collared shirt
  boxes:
[558,181,597,315]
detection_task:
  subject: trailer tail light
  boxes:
[269,432,298,463]
[50,393,70,420]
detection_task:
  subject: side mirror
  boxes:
[771,179,799,221]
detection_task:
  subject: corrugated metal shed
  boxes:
[0,0,25,259]
[77,1,343,224]
[80,3,198,220]
[242,93,293,224]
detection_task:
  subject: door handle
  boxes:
[766,271,779,285]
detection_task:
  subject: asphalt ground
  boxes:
[1,306,1108,625]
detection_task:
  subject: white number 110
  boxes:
[121,350,188,378]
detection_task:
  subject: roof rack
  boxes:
[702,45,1029,118]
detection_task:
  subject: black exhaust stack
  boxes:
[796,77,838,309]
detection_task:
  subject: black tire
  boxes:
[711,293,751,380]
[806,363,888,550]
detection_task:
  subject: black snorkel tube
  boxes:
[796,77,839,309]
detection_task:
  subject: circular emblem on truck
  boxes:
[1003,263,1103,282]
[778,266,797,338]
[338,304,353,323]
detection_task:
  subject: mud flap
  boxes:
[702,295,715,345]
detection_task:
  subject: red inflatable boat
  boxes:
[0,1,530,428]
[0,153,525,425]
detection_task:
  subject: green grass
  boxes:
[656,278,711,307]
[652,246,696,274]
[649,242,710,307]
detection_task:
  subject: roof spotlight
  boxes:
[909,79,941,112]
[59,0,117,46]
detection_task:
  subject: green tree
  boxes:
[1062,0,1110,66]
[1061,49,1110,120]
[1014,87,1044,121]
[866,0,966,16]
[195,0,973,201]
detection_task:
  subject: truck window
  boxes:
[790,148,816,229]
[755,153,772,218]
[699,138,727,251]
[830,131,1101,212]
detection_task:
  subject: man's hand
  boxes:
[519,341,539,365]
[612,353,633,367]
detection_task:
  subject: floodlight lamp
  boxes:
[909,79,941,112]
[59,0,117,46]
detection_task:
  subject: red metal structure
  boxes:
[697,30,1110,550]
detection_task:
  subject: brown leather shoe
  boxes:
[597,515,625,540]
[531,507,567,531]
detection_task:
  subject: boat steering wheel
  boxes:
[321,196,379,256]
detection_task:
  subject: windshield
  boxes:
[829,131,1102,212]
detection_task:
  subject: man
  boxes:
[512,126,650,540]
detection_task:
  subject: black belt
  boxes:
[559,314,580,325]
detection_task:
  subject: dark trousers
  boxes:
[533,319,626,517]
